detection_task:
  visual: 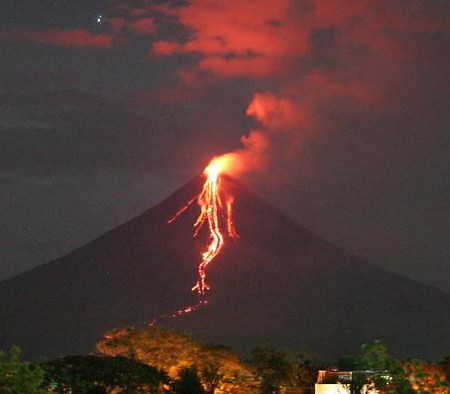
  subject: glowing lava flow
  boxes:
[191,159,238,297]
[161,157,238,320]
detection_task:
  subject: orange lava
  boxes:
[148,156,238,327]
[167,155,238,312]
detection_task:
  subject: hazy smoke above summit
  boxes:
[144,0,450,181]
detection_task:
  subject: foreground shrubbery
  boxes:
[1,328,449,394]
[42,355,167,394]
[0,346,47,394]
[97,326,260,393]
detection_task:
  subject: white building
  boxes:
[315,370,380,394]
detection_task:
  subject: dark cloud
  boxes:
[0,80,254,177]
[1,89,110,108]
[0,28,116,48]
[0,70,76,91]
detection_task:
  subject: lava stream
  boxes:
[158,157,238,321]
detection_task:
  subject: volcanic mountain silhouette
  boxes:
[1,175,449,360]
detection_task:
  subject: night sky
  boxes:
[1,0,449,292]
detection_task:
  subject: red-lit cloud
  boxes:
[152,40,184,56]
[150,0,308,78]
[108,17,128,32]
[147,0,449,81]
[143,0,449,177]
[107,16,156,36]
[9,0,444,179]
[0,29,115,49]
[128,18,156,35]
[246,92,302,129]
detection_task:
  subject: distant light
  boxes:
[96,14,103,24]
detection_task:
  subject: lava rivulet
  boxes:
[151,157,237,325]
[150,157,238,325]
[169,156,238,306]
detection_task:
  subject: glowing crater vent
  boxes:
[169,156,238,304]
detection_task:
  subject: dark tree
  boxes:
[336,356,360,372]
[250,346,316,393]
[42,354,168,394]
[171,366,204,394]
[440,356,450,382]
[250,346,293,393]
[355,341,413,394]
[0,346,46,394]
[86,387,107,394]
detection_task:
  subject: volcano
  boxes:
[1,175,449,361]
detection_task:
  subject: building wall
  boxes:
[315,383,351,394]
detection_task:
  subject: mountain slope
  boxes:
[1,175,449,360]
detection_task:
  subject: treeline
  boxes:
[1,327,449,393]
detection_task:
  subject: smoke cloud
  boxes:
[145,0,449,181]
